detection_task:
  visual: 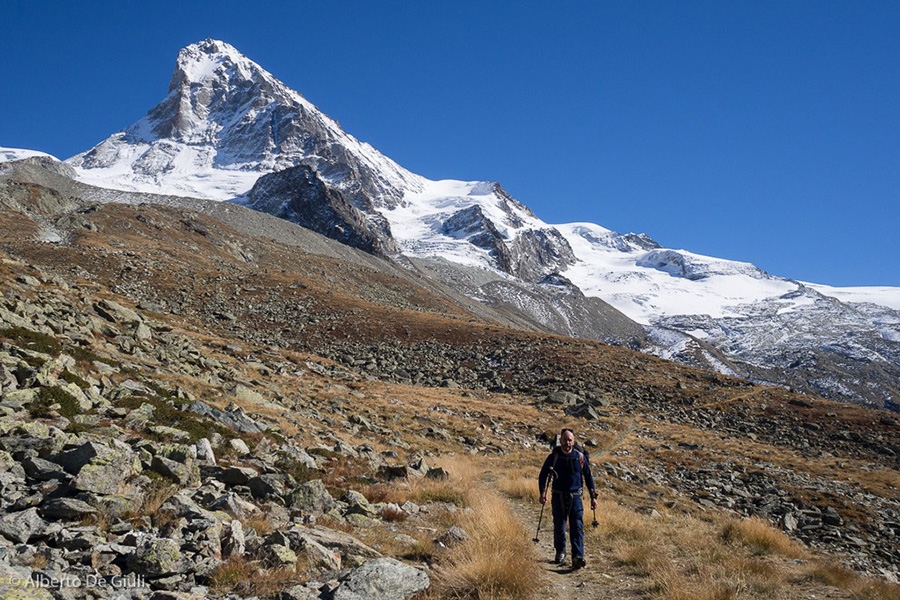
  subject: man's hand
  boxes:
[590,497,597,510]
[539,493,547,505]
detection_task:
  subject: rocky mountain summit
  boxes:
[1,154,899,598]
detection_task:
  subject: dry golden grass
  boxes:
[800,561,900,600]
[120,476,179,527]
[593,500,653,543]
[495,473,537,502]
[399,455,483,508]
[243,513,275,536]
[720,516,807,558]
[584,499,816,599]
[432,491,542,600]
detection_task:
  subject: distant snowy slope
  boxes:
[0,148,56,163]
[555,221,802,325]
[807,283,900,312]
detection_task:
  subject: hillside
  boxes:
[0,159,898,599]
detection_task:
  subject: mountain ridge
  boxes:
[6,38,900,409]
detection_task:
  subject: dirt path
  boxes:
[513,499,647,600]
[512,419,645,599]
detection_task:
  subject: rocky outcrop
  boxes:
[245,165,397,256]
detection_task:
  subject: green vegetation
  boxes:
[0,326,62,355]
[29,386,82,418]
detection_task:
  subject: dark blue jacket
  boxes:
[539,448,596,495]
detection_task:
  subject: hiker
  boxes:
[538,427,598,569]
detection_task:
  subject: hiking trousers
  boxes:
[551,490,584,559]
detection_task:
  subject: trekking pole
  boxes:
[533,471,553,543]
[591,504,599,528]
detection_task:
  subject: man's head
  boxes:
[559,428,575,454]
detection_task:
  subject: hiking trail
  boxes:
[511,419,642,599]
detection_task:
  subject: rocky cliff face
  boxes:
[245,165,398,256]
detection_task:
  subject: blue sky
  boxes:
[2,1,898,287]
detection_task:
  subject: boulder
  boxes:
[0,507,49,543]
[288,479,335,516]
[128,537,187,577]
[39,498,97,520]
[332,557,430,600]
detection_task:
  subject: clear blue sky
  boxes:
[2,1,898,287]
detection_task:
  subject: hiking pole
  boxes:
[533,500,546,543]
[533,471,553,543]
[591,505,599,528]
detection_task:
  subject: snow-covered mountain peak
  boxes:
[67,39,423,202]
[172,39,266,89]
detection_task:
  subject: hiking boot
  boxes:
[554,551,566,565]
[572,556,586,569]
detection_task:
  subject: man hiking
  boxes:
[538,427,598,569]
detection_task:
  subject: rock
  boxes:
[332,557,430,600]
[288,480,335,516]
[49,440,140,495]
[229,438,251,456]
[204,492,260,520]
[222,520,245,558]
[202,464,258,485]
[150,454,200,487]
[0,564,54,599]
[546,391,582,405]
[436,526,470,548]
[94,298,141,324]
[289,526,381,560]
[128,537,187,577]
[343,490,377,516]
[188,401,267,434]
[249,473,288,500]
[147,425,191,441]
[39,498,97,520]
[233,383,264,404]
[159,492,217,521]
[20,457,69,481]
[261,543,298,568]
[0,507,49,543]
[279,584,322,599]
[426,467,450,481]
[783,512,798,532]
[299,535,341,572]
[195,437,216,465]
